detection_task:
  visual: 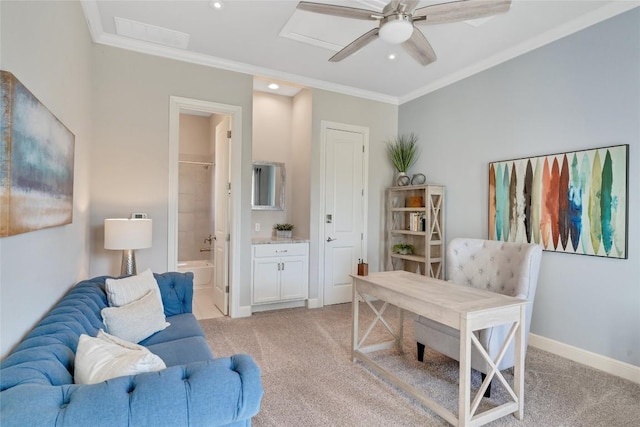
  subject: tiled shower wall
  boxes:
[178,161,213,261]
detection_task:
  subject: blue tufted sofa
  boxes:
[0,272,263,426]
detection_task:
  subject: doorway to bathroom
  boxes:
[168,97,243,320]
[177,112,227,320]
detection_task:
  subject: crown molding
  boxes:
[399,1,640,104]
[81,0,638,107]
[80,1,398,105]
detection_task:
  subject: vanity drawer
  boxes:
[253,243,308,258]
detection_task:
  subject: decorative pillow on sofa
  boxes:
[74,330,166,385]
[105,268,163,308]
[101,290,170,343]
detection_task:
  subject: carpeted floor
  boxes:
[199,302,640,426]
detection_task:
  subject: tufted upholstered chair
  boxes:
[414,238,542,394]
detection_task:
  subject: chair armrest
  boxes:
[0,355,263,427]
[154,272,194,316]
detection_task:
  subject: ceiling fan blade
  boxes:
[297,2,379,21]
[414,0,511,25]
[402,27,437,66]
[329,28,379,62]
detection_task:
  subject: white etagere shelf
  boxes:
[385,184,445,279]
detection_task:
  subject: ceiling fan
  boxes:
[297,0,512,66]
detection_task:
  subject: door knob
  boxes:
[326,237,337,242]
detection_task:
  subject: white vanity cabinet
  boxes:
[251,242,309,305]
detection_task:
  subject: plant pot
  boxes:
[276,230,292,239]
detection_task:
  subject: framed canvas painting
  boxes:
[489,145,629,259]
[1,71,75,237]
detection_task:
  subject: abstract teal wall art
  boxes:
[1,71,75,237]
[489,145,629,258]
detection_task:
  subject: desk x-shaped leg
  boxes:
[459,307,526,426]
[352,287,404,362]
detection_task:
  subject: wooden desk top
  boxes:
[352,270,526,330]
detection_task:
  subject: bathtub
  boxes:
[177,260,214,288]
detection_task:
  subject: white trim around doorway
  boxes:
[168,96,243,318]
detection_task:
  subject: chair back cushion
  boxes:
[446,238,542,301]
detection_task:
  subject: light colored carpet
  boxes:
[199,302,640,426]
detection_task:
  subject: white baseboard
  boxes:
[307,298,322,309]
[251,300,306,313]
[234,305,252,318]
[528,333,640,384]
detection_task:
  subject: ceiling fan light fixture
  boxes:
[379,16,413,44]
[210,1,224,10]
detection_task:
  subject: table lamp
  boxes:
[104,218,152,276]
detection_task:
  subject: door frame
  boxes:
[318,120,369,307]
[168,96,243,317]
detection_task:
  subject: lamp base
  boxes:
[120,249,137,276]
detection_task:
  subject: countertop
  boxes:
[252,237,310,245]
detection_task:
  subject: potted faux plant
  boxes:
[392,243,415,255]
[386,133,420,182]
[274,223,294,239]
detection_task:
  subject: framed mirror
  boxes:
[251,161,285,210]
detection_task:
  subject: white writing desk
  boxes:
[351,270,527,427]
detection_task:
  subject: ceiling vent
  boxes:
[114,17,190,49]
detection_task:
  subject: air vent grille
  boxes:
[114,17,190,49]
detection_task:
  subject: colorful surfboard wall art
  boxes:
[489,145,628,259]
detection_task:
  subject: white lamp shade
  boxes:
[379,20,413,44]
[104,219,153,250]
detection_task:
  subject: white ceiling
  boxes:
[81,0,639,104]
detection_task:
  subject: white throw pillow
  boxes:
[101,290,170,343]
[105,268,162,308]
[74,329,166,385]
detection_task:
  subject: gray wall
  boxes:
[89,45,255,307]
[291,89,313,241]
[0,1,94,358]
[399,9,640,366]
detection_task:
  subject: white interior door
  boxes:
[213,117,230,315]
[323,125,366,305]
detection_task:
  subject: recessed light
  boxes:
[210,1,224,10]
[268,83,280,90]
[387,53,397,61]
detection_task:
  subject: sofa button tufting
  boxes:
[60,403,68,409]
